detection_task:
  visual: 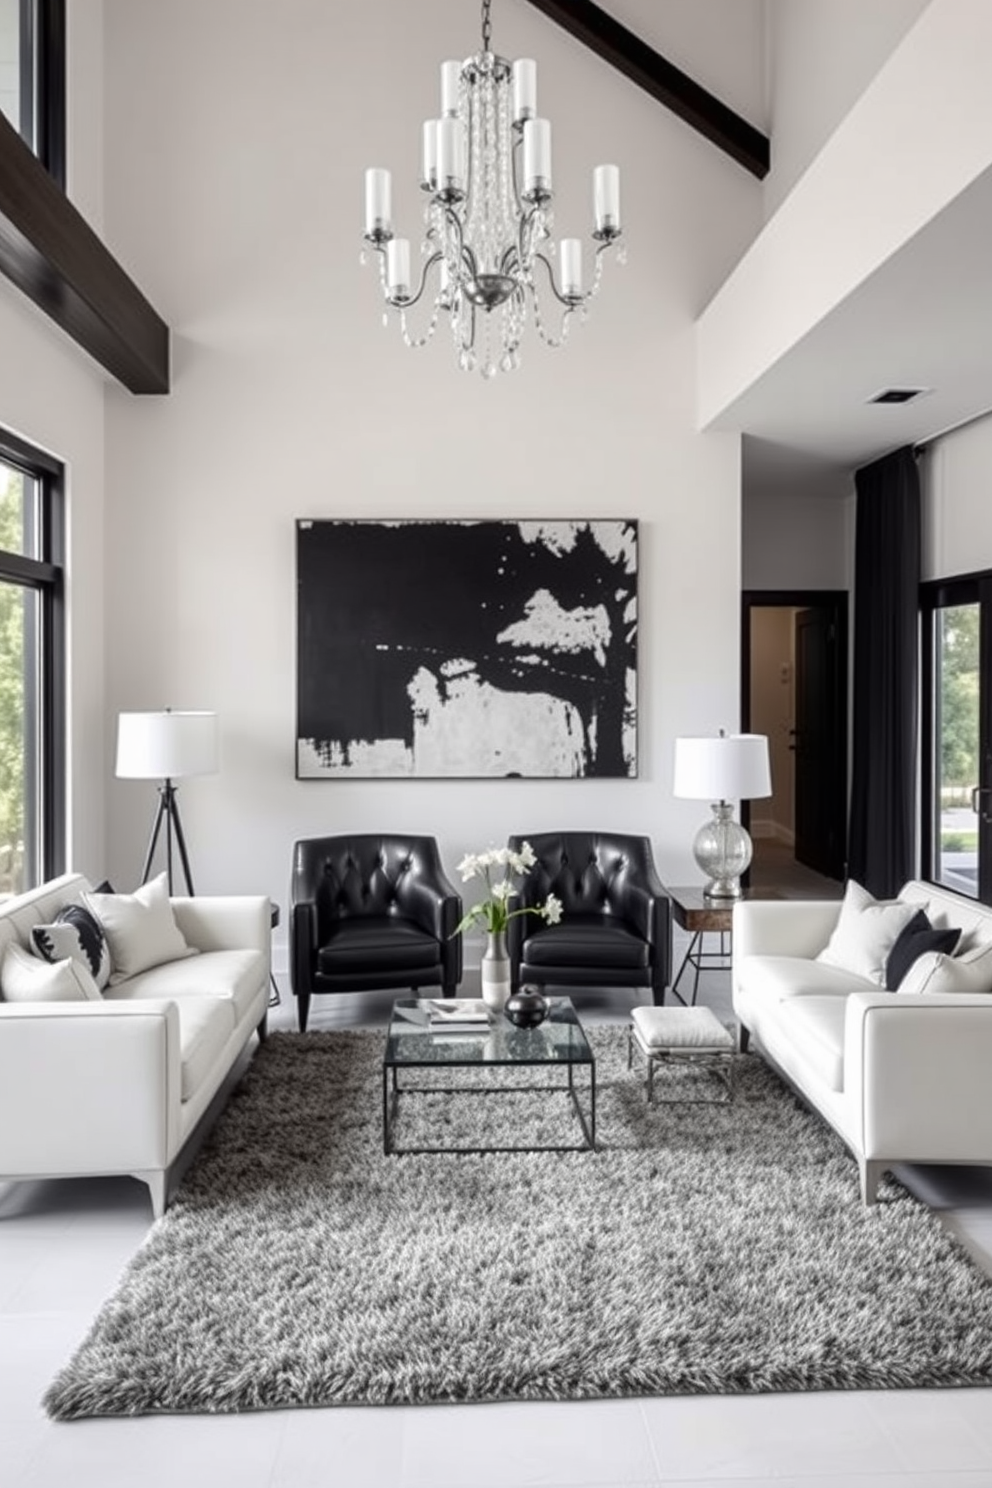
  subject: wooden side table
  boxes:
[665,885,782,1006]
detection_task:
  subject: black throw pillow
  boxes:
[885,908,961,990]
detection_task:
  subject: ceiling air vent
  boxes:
[866,387,931,405]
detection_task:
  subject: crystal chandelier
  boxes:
[362,0,623,378]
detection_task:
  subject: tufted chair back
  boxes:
[515,832,650,921]
[294,835,441,937]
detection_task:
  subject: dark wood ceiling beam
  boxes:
[0,108,169,394]
[522,0,770,180]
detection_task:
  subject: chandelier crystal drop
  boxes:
[362,0,623,378]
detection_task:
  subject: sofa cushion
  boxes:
[172,998,236,1102]
[103,948,266,1024]
[772,996,848,1093]
[816,879,917,986]
[0,941,102,1003]
[737,954,877,1003]
[885,909,961,990]
[898,938,992,997]
[84,874,198,983]
[31,904,112,989]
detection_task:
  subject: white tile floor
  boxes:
[4,958,992,1488]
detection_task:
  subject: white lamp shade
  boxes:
[116,711,219,780]
[673,733,771,802]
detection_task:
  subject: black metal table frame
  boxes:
[671,929,732,1007]
[382,1058,596,1155]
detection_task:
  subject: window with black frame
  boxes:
[921,573,992,903]
[0,0,64,184]
[0,429,65,895]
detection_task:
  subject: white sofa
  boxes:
[0,873,270,1216]
[732,880,992,1203]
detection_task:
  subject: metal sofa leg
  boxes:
[297,991,311,1032]
[859,1158,885,1206]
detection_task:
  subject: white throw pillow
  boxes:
[815,879,917,987]
[897,939,992,996]
[84,873,197,983]
[1,941,102,1002]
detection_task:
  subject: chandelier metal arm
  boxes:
[378,244,446,311]
[531,248,583,310]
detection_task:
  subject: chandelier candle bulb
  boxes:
[512,58,537,122]
[560,238,582,297]
[440,59,461,116]
[364,168,392,239]
[437,116,466,195]
[594,164,620,235]
[421,121,438,191]
[523,117,552,197]
[386,238,411,299]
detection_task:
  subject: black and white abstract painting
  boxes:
[296,519,637,778]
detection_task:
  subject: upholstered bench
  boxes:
[628,1004,735,1103]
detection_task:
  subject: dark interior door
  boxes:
[794,605,846,879]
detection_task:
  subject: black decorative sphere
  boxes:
[505,985,550,1028]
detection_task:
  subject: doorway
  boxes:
[742,591,848,892]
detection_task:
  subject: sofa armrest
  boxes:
[732,899,842,961]
[0,1000,182,1175]
[171,895,271,955]
[844,991,992,1162]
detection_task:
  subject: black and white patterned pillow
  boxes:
[31,904,112,989]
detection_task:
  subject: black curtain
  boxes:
[847,445,921,897]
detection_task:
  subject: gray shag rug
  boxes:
[44,1026,992,1419]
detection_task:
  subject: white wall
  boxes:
[742,486,853,591]
[98,0,764,964]
[763,0,930,218]
[921,412,992,581]
[0,1,108,880]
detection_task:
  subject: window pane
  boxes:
[0,0,19,139]
[0,460,39,558]
[935,602,980,896]
[0,579,40,898]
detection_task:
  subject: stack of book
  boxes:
[427,998,491,1035]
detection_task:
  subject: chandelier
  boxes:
[362,0,623,378]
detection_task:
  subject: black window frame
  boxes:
[0,425,66,887]
[920,570,992,904]
[16,0,65,187]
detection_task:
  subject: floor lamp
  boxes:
[116,710,219,895]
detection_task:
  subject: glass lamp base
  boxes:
[692,801,753,900]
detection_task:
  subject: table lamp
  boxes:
[673,730,771,899]
[116,710,219,894]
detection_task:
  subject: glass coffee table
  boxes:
[382,996,596,1155]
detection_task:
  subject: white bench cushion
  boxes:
[632,1005,734,1052]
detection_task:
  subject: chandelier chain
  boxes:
[481,0,492,54]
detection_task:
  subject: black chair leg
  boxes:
[297,991,311,1033]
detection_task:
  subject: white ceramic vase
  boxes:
[480,930,511,1014]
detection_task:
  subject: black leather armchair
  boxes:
[506,832,670,1006]
[290,834,462,1031]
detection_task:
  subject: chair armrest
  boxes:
[0,1000,182,1173]
[843,991,992,1161]
[732,899,842,961]
[171,895,271,954]
[400,871,462,941]
[290,901,317,997]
